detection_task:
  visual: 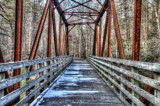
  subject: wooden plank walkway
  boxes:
[33,60,125,106]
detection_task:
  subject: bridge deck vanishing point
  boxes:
[32,59,125,106]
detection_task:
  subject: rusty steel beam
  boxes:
[52,0,68,26]
[131,0,146,103]
[101,12,109,56]
[68,25,76,33]
[71,0,99,13]
[96,0,108,11]
[107,8,111,57]
[29,0,50,60]
[67,14,73,21]
[88,24,94,31]
[132,0,142,61]
[52,8,58,56]
[64,0,92,12]
[96,0,108,24]
[68,22,95,26]
[14,0,23,89]
[99,20,102,56]
[110,0,125,59]
[47,3,52,57]
[66,26,69,55]
[65,13,99,16]
[59,17,62,56]
[0,48,4,63]
[92,24,97,55]
[52,0,64,11]
[96,24,100,56]
[68,19,83,24]
[64,12,99,14]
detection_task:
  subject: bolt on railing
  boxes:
[0,56,73,106]
[88,56,160,106]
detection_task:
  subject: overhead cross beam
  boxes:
[64,0,92,12]
[71,0,99,13]
[68,22,95,26]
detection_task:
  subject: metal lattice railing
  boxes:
[88,56,160,106]
[0,56,73,106]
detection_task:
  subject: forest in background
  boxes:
[0,0,159,62]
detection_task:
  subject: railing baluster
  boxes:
[0,56,72,105]
[88,56,160,106]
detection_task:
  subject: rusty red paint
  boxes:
[107,8,111,57]
[14,0,23,89]
[29,0,50,60]
[47,3,52,57]
[99,19,102,56]
[132,0,148,103]
[110,0,125,59]
[132,0,142,61]
[96,0,108,23]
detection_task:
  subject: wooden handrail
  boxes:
[88,56,160,106]
[0,56,72,105]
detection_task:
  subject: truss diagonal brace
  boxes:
[64,0,92,12]
[29,0,50,60]
[52,0,68,26]
[71,0,99,13]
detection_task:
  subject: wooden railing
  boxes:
[88,56,160,106]
[0,56,72,106]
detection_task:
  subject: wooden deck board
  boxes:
[33,60,125,106]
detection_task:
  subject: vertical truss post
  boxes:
[29,0,50,60]
[0,48,5,96]
[96,24,100,56]
[58,17,62,56]
[92,24,97,55]
[132,0,143,104]
[110,0,125,59]
[47,3,52,57]
[0,48,4,63]
[107,7,111,57]
[132,0,142,61]
[52,8,58,56]
[101,12,109,56]
[66,26,69,55]
[99,19,102,56]
[14,0,23,89]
